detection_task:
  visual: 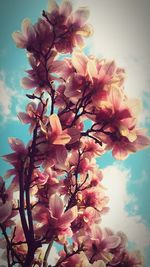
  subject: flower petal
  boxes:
[47,0,58,13]
[72,51,88,75]
[0,201,12,223]
[53,132,71,145]
[21,18,34,39]
[58,205,78,227]
[49,194,64,219]
[93,260,106,267]
[60,0,72,17]
[73,7,90,26]
[112,144,129,160]
[49,114,62,135]
[12,32,26,48]
[8,137,25,152]
[18,112,31,124]
[21,77,37,89]
[103,235,121,249]
[67,127,80,144]
[87,59,97,81]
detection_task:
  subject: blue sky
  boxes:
[0,0,150,266]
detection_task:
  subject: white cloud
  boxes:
[73,0,150,64]
[42,243,59,265]
[131,170,148,186]
[0,71,16,118]
[0,71,27,123]
[48,245,59,265]
[101,164,150,252]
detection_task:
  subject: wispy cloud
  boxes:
[131,170,148,186]
[42,243,59,265]
[0,71,16,118]
[101,164,150,253]
[0,71,27,124]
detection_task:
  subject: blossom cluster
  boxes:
[0,1,149,266]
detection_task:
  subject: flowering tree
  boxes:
[0,1,150,266]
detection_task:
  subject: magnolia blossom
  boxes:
[91,88,150,159]
[40,114,71,145]
[34,194,78,243]
[84,225,121,263]
[12,18,36,49]
[18,101,45,133]
[46,0,93,53]
[2,137,27,178]
[21,51,65,94]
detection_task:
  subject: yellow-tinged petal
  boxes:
[71,205,78,218]
[52,133,71,145]
[127,131,137,142]
[47,0,58,13]
[97,100,112,110]
[21,18,32,36]
[72,51,88,75]
[77,24,93,37]
[40,121,47,135]
[87,59,97,81]
[119,126,137,142]
[49,114,62,135]
[100,251,113,263]
[119,125,129,137]
[57,235,66,244]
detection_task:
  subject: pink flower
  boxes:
[105,128,150,160]
[18,102,45,133]
[46,0,92,53]
[79,186,109,213]
[12,18,36,49]
[109,249,144,267]
[64,73,87,104]
[49,194,77,226]
[12,17,53,55]
[33,18,54,54]
[2,138,27,171]
[72,207,100,233]
[40,114,71,145]
[84,225,121,263]
[34,194,78,243]
[91,88,150,159]
[21,51,64,94]
[71,51,117,85]
[34,167,63,197]
[123,250,144,267]
[36,114,71,168]
[81,138,104,159]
